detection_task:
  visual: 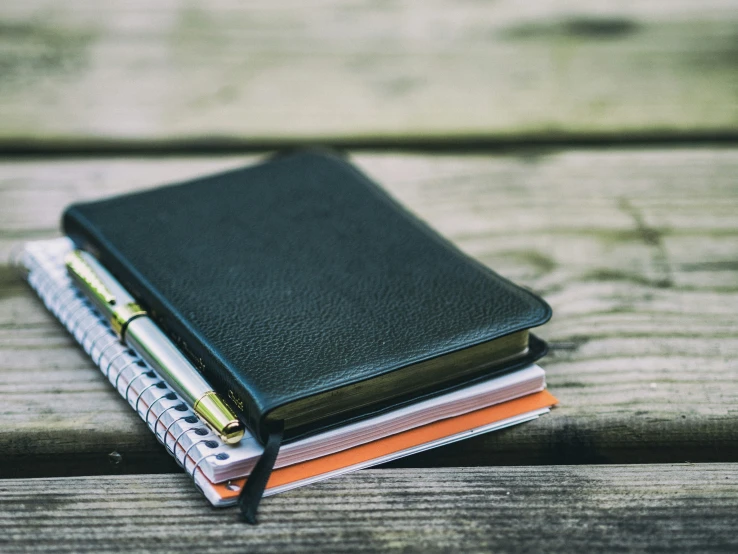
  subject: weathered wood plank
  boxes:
[1,1,738,148]
[1,465,737,552]
[1,150,737,476]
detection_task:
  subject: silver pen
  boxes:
[65,249,245,444]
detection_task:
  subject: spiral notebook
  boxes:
[15,237,557,507]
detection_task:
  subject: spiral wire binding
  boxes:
[154,408,186,444]
[162,414,194,452]
[144,393,174,428]
[20,240,229,493]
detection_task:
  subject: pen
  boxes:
[65,249,245,445]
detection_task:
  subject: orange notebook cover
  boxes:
[202,389,557,503]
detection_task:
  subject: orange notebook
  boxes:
[198,389,557,506]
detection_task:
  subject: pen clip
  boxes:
[65,250,117,306]
[65,250,146,338]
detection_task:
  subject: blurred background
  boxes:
[1,0,736,152]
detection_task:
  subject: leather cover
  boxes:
[62,150,552,444]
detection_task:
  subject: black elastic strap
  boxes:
[238,422,284,524]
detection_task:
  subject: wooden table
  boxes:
[1,1,737,551]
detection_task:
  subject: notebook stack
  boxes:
[16,151,557,510]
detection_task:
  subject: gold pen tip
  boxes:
[195,392,245,445]
[221,421,246,445]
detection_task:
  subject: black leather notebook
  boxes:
[62,150,551,445]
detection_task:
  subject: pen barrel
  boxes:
[125,317,211,405]
[65,249,244,444]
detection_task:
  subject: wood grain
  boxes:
[1,1,738,149]
[1,465,737,552]
[1,150,737,476]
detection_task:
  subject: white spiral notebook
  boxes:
[15,238,557,507]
